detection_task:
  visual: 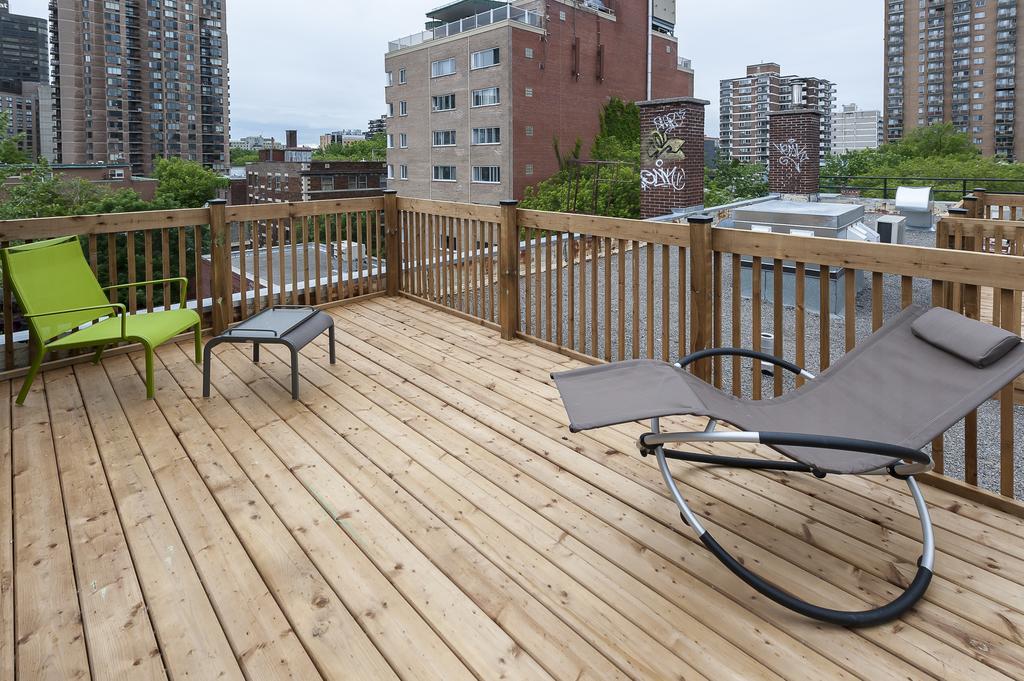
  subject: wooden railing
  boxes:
[0,195,387,374]
[2,192,1023,506]
[393,198,1024,504]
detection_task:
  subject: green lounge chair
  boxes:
[1,235,202,404]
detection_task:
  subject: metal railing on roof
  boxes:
[388,4,543,52]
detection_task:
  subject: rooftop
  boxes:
[6,297,1024,680]
[388,0,543,53]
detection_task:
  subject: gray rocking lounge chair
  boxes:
[551,304,1024,627]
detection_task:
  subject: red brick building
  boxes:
[385,0,694,204]
[245,132,385,204]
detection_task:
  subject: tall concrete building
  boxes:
[719,63,835,166]
[832,103,883,154]
[384,0,694,203]
[0,1,49,160]
[884,0,1021,159]
[0,1,47,93]
[50,0,230,176]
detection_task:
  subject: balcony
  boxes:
[0,196,1023,680]
[388,2,543,53]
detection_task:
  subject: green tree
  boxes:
[821,122,1024,198]
[229,148,260,166]
[521,98,640,218]
[0,112,28,175]
[314,134,386,161]
[705,160,769,206]
[152,156,229,208]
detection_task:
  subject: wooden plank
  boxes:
[355,301,1024,678]
[713,227,1024,289]
[605,238,613,360]
[618,240,626,361]
[249,340,721,681]
[751,257,762,398]
[819,265,830,371]
[395,198,501,222]
[174,345,476,681]
[225,198,384,223]
[518,209,692,247]
[333,304,942,681]
[101,356,326,681]
[0,207,212,241]
[43,368,167,681]
[137,349,399,681]
[0,382,12,681]
[795,263,806,387]
[645,243,654,359]
[72,362,245,681]
[12,376,91,681]
[661,244,670,363]
[999,288,1016,497]
[728,253,740,395]
[631,241,640,359]
[592,238,599,356]
[214,349,588,681]
[773,259,783,397]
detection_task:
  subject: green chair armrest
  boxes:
[103,277,189,308]
[25,303,128,340]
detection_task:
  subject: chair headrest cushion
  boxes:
[911,307,1021,368]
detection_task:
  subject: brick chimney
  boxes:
[638,97,708,219]
[768,109,822,195]
[286,129,298,148]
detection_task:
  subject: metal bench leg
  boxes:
[328,324,336,364]
[290,346,300,399]
[253,342,260,363]
[202,339,218,398]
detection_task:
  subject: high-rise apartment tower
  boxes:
[719,63,836,166]
[50,0,230,175]
[884,0,1022,159]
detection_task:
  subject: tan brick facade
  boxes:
[639,97,707,218]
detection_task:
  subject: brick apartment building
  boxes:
[719,63,836,166]
[384,0,694,204]
[0,1,52,161]
[884,0,1023,159]
[49,0,230,176]
[245,130,386,204]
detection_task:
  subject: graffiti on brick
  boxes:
[773,138,810,174]
[646,130,686,161]
[652,109,687,134]
[641,159,686,192]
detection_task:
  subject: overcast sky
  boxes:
[15,0,883,144]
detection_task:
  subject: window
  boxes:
[398,68,406,84]
[385,71,392,86]
[400,164,408,180]
[524,87,533,97]
[432,129,457,146]
[433,165,457,181]
[472,127,500,144]
[472,87,500,107]
[387,102,394,117]
[399,101,407,116]
[399,133,408,148]
[387,133,394,148]
[471,47,500,70]
[525,164,534,176]
[432,93,456,111]
[525,125,534,137]
[431,57,456,78]
[525,47,534,59]
[387,164,394,179]
[472,166,500,183]
[320,176,335,191]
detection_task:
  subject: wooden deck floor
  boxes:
[3,296,1024,681]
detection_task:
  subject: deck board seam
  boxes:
[331,301,1019,675]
